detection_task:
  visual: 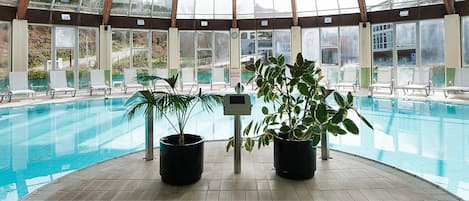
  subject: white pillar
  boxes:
[12,19,28,72]
[359,22,372,88]
[291,26,301,64]
[99,25,112,84]
[444,14,461,69]
[230,28,240,87]
[168,27,179,74]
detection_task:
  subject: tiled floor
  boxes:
[23,142,460,201]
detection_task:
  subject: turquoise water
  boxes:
[0,96,468,200]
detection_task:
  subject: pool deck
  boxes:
[22,141,460,201]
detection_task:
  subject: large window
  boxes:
[28,25,52,92]
[396,23,417,66]
[152,31,168,70]
[463,17,469,67]
[180,31,230,85]
[240,30,291,83]
[112,30,131,84]
[78,27,98,89]
[301,28,320,63]
[420,19,445,87]
[320,27,339,85]
[372,24,393,67]
[0,22,9,92]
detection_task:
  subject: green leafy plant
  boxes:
[124,74,223,145]
[228,53,373,151]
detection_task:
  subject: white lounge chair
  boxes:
[181,68,197,91]
[336,66,358,92]
[444,68,469,98]
[318,66,329,89]
[7,72,35,102]
[89,70,111,96]
[49,70,76,98]
[402,67,433,96]
[153,68,169,90]
[369,67,393,96]
[123,68,143,94]
[211,68,226,90]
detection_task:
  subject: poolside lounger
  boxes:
[402,67,433,96]
[444,68,469,98]
[123,68,144,94]
[211,67,226,90]
[369,67,393,96]
[153,68,169,90]
[336,66,359,92]
[89,70,111,96]
[181,68,197,91]
[7,72,36,102]
[49,70,76,98]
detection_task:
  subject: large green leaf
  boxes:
[312,135,321,146]
[343,118,359,134]
[327,123,347,135]
[298,83,309,96]
[295,52,304,66]
[333,92,345,107]
[330,108,347,124]
[262,106,269,115]
[315,103,327,123]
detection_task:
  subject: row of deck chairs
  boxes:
[4,70,111,102]
[369,67,469,97]
[139,67,227,92]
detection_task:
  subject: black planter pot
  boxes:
[160,134,204,185]
[274,135,316,180]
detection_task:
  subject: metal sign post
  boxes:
[234,83,243,174]
[223,83,251,174]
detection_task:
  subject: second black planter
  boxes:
[160,134,204,185]
[274,135,316,180]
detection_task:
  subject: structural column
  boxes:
[99,25,112,83]
[230,28,240,87]
[12,19,28,72]
[168,27,179,76]
[290,26,301,64]
[444,14,461,86]
[359,22,372,89]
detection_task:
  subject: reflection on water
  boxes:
[330,97,469,200]
[1,96,469,200]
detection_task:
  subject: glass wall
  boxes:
[180,30,230,85]
[240,30,291,83]
[420,19,444,87]
[320,27,339,85]
[0,22,9,92]
[112,30,131,85]
[372,24,393,67]
[54,26,76,88]
[301,28,320,63]
[463,17,469,67]
[78,27,98,89]
[28,24,51,92]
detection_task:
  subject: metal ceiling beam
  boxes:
[443,0,456,14]
[232,0,237,28]
[17,0,30,20]
[102,0,112,25]
[357,0,368,22]
[291,0,298,26]
[171,0,178,27]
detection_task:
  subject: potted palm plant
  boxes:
[124,74,223,185]
[232,53,373,179]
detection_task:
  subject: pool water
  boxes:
[0,96,468,200]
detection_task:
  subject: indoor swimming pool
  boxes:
[0,96,468,200]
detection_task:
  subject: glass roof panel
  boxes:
[177,0,194,19]
[214,0,232,19]
[111,0,131,16]
[194,0,214,19]
[296,0,317,17]
[29,0,53,9]
[80,0,104,14]
[418,0,444,6]
[130,0,152,16]
[273,0,292,18]
[338,0,359,14]
[317,0,339,16]
[53,0,80,11]
[0,0,16,6]
[152,0,172,18]
[255,0,274,18]
[366,0,391,11]
[391,0,419,9]
[237,0,255,19]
